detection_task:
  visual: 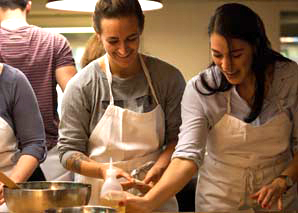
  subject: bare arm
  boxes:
[0,155,39,205]
[65,152,132,181]
[143,140,177,184]
[55,65,77,91]
[126,158,197,212]
[10,155,39,183]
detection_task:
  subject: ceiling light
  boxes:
[46,0,163,12]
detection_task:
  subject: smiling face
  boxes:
[99,15,141,70]
[210,33,255,86]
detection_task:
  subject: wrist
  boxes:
[275,175,294,192]
[143,194,156,212]
[97,163,105,179]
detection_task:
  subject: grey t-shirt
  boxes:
[58,55,186,163]
[0,64,46,163]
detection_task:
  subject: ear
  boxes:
[25,1,32,14]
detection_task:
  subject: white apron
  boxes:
[196,90,298,212]
[0,117,19,212]
[40,145,74,181]
[76,54,178,212]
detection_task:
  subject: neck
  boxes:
[109,55,142,78]
[0,9,28,29]
[236,72,256,107]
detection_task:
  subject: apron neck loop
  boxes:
[225,90,232,114]
[104,54,114,105]
[139,54,159,105]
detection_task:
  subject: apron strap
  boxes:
[139,55,160,105]
[104,54,114,105]
[225,90,232,114]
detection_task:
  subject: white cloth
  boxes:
[0,117,18,212]
[76,54,178,212]
[196,90,298,212]
[40,145,73,181]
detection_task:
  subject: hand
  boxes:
[250,178,287,210]
[0,183,4,205]
[123,191,153,213]
[121,179,152,194]
[100,164,133,182]
[143,165,165,186]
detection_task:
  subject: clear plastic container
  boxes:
[100,158,126,213]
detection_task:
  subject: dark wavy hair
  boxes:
[0,0,28,10]
[93,0,145,34]
[198,3,291,123]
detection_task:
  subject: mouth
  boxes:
[225,70,239,78]
[115,51,133,59]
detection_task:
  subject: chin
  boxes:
[227,78,242,85]
[115,54,137,66]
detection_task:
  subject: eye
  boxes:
[127,36,138,42]
[107,39,118,44]
[212,53,222,59]
[232,54,242,58]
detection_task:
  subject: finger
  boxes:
[134,180,152,194]
[118,172,133,182]
[260,191,274,208]
[257,191,268,205]
[250,190,261,199]
[278,197,283,210]
[267,194,278,209]
[121,180,136,191]
[143,175,152,184]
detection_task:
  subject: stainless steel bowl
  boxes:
[4,181,91,213]
[45,205,117,213]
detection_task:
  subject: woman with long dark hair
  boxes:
[125,3,298,212]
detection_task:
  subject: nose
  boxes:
[117,41,128,55]
[221,56,232,72]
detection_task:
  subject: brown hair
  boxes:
[93,0,144,34]
[0,0,28,10]
[80,34,105,68]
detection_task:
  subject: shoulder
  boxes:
[29,25,69,42]
[1,63,28,84]
[66,60,103,92]
[274,60,298,85]
[144,55,184,80]
[189,66,221,93]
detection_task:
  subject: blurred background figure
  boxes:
[80,33,105,69]
[0,0,77,181]
[0,63,46,212]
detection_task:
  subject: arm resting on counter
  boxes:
[126,158,198,213]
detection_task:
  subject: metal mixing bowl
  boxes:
[45,205,117,213]
[3,181,91,212]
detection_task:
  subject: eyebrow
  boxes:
[107,33,139,40]
[211,48,244,54]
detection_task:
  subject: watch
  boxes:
[277,175,294,190]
